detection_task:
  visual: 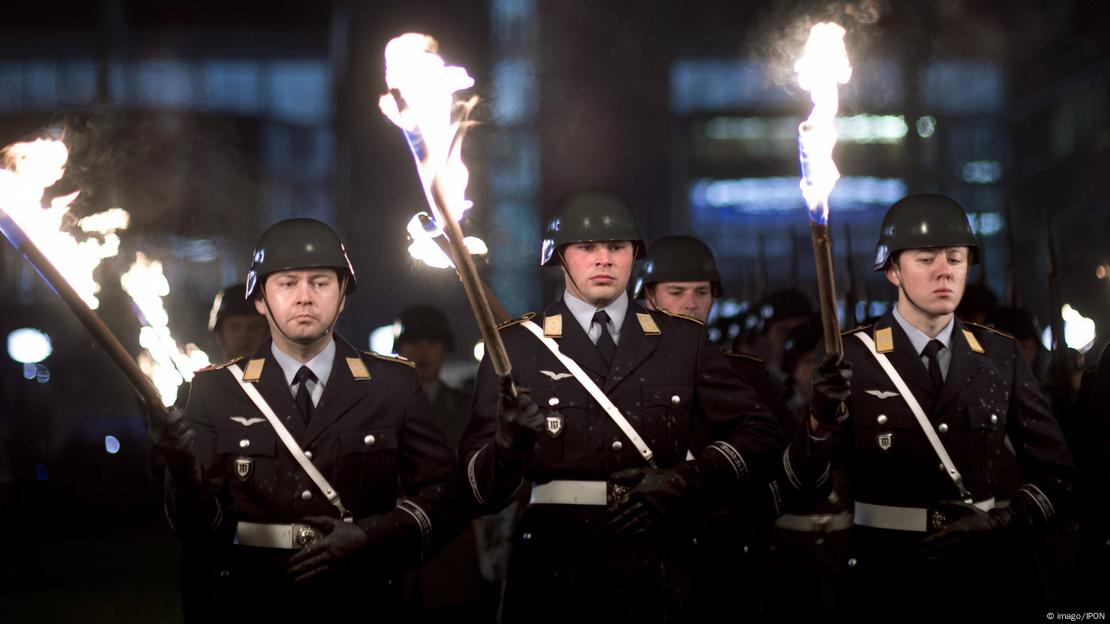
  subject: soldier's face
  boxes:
[397,339,447,383]
[647,281,714,322]
[561,241,635,306]
[216,314,269,360]
[255,269,345,345]
[886,247,969,317]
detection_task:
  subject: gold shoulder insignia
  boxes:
[725,352,763,363]
[965,321,1014,340]
[497,312,536,330]
[636,312,661,335]
[543,314,563,338]
[656,308,704,326]
[346,357,372,380]
[874,326,894,353]
[195,357,241,373]
[841,324,872,336]
[366,352,416,368]
[962,329,986,354]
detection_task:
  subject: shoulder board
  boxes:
[363,351,416,368]
[656,308,704,326]
[964,321,1014,340]
[725,352,763,363]
[497,311,536,330]
[194,357,240,373]
[841,324,872,336]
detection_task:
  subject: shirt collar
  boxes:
[892,305,955,355]
[563,290,628,336]
[271,338,336,389]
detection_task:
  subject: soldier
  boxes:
[393,304,488,621]
[208,283,269,361]
[147,218,465,622]
[458,189,784,622]
[807,194,1076,621]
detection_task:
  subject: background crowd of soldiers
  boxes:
[147,190,1106,623]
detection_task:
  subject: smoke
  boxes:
[748,0,887,91]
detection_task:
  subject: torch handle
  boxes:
[418,212,511,324]
[0,209,166,412]
[810,219,843,355]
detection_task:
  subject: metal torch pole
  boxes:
[810,200,842,355]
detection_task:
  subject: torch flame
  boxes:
[120,252,210,406]
[405,212,488,269]
[379,33,487,268]
[795,22,852,224]
[0,139,129,309]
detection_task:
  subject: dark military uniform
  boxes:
[166,336,465,622]
[817,312,1075,621]
[459,299,784,623]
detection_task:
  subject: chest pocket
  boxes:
[217,428,278,457]
[640,384,694,462]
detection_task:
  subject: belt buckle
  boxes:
[929,509,949,532]
[607,482,632,508]
[294,524,322,549]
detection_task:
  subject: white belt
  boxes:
[529,480,608,506]
[774,511,853,533]
[235,521,323,549]
[854,498,995,533]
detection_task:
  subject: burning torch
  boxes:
[796,22,852,355]
[379,34,515,393]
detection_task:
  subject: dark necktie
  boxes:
[293,366,317,424]
[921,339,945,392]
[592,310,616,368]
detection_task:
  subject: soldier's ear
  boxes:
[254,296,267,317]
[885,263,902,288]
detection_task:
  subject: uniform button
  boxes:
[847,557,858,568]
[548,397,560,407]
[301,490,313,501]
[671,395,681,406]
[938,423,949,433]
[990,414,999,425]
[876,414,888,425]
[304,451,313,460]
[364,434,376,447]
[611,440,623,452]
[239,439,250,449]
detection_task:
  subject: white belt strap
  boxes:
[228,364,351,520]
[853,333,973,503]
[521,320,657,467]
[529,480,608,506]
[854,498,995,532]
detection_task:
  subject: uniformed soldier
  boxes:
[457,189,784,623]
[393,304,489,621]
[208,283,269,361]
[806,194,1076,621]
[147,218,466,622]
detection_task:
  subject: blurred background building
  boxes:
[0,1,1108,621]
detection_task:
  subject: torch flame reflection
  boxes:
[121,252,210,406]
[796,22,852,224]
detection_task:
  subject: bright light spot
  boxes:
[718,299,747,318]
[405,212,488,269]
[916,116,937,138]
[7,328,52,363]
[969,212,1004,236]
[691,176,905,213]
[22,363,36,379]
[369,324,397,356]
[473,340,485,362]
[104,435,121,455]
[1041,304,1097,353]
[35,364,50,383]
[962,160,1002,185]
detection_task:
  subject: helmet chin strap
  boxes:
[558,249,593,307]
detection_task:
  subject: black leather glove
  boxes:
[494,385,544,459]
[286,516,370,583]
[811,353,852,428]
[146,405,194,456]
[912,501,1017,563]
[606,467,690,537]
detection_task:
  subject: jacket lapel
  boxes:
[550,299,610,380]
[604,303,657,393]
[248,340,309,440]
[933,319,985,415]
[878,313,939,413]
[303,336,371,446]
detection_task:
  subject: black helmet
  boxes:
[246,218,357,298]
[988,306,1040,342]
[540,189,646,266]
[872,193,979,271]
[207,283,262,332]
[636,235,723,298]
[759,288,813,325]
[394,305,455,351]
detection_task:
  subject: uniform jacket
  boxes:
[819,311,1074,525]
[166,336,465,565]
[459,298,784,511]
